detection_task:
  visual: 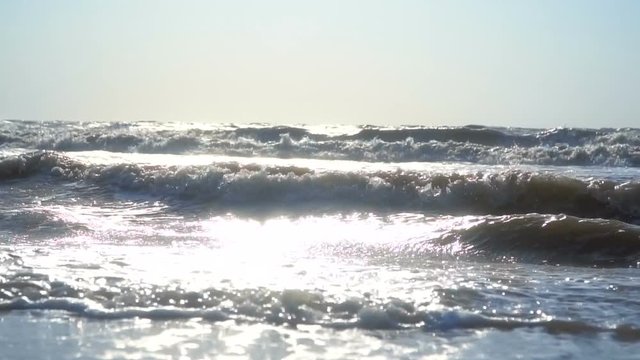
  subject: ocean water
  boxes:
[1,119,640,359]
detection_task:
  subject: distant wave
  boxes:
[2,120,639,166]
[339,126,540,146]
[2,151,640,223]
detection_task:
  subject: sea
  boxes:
[1,119,640,359]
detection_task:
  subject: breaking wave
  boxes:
[2,151,640,223]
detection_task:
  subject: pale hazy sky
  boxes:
[1,0,639,128]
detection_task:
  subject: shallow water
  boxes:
[1,120,640,359]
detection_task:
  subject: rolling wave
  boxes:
[433,214,640,267]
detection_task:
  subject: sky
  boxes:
[1,0,639,128]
